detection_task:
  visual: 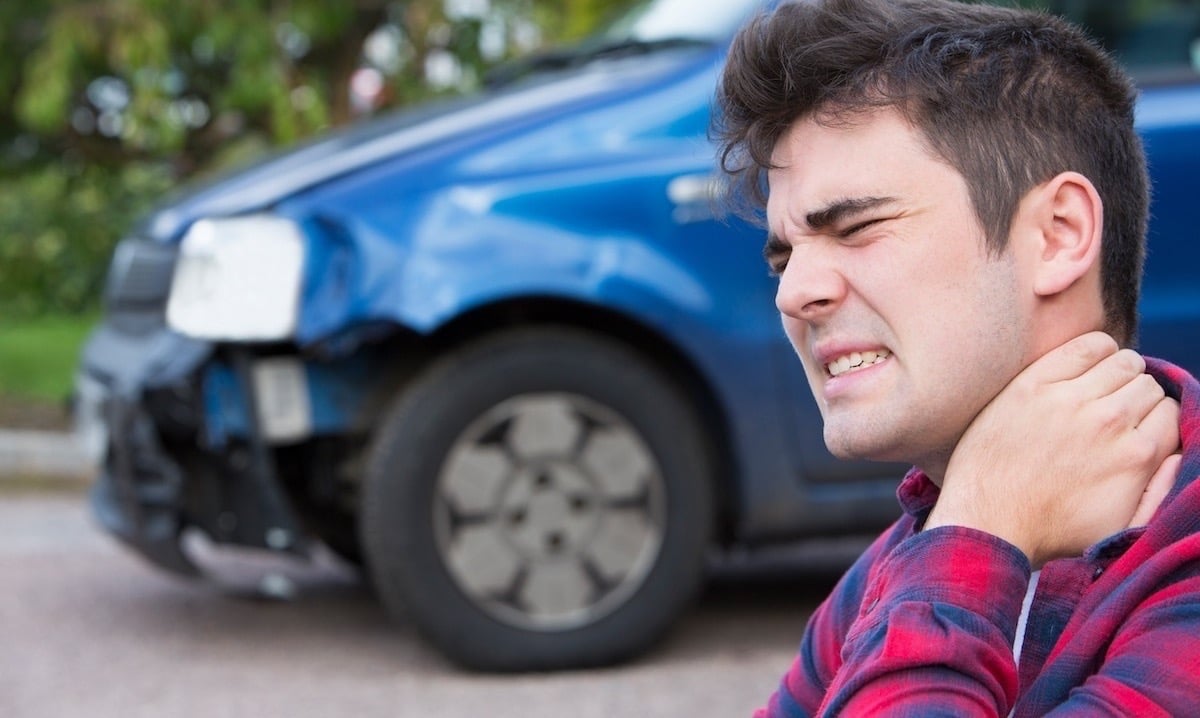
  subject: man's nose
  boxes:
[775,249,847,322]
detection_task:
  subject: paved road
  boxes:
[0,488,844,718]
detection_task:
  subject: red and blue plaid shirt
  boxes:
[758,357,1200,717]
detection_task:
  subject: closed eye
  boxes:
[837,217,885,238]
[763,234,791,277]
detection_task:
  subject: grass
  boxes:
[0,313,98,403]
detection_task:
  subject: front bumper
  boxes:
[90,393,198,575]
[80,321,311,577]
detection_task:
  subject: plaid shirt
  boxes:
[758,358,1200,717]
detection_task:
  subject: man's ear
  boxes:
[1026,171,1103,297]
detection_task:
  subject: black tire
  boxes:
[360,327,715,671]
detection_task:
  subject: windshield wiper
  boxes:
[484,36,713,88]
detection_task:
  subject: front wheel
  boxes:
[360,328,715,670]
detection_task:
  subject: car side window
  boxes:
[1012,0,1200,82]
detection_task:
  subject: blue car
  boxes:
[77,0,1200,670]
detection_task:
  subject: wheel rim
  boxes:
[433,392,667,631]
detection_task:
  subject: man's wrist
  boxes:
[866,526,1031,635]
[925,496,1039,566]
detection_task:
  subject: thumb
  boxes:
[1128,453,1181,528]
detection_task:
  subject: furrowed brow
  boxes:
[805,196,897,232]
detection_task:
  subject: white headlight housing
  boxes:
[166,215,305,341]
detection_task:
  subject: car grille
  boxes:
[105,238,177,311]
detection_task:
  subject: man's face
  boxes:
[766,109,1032,479]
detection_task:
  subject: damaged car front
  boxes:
[75,0,804,673]
[81,209,384,575]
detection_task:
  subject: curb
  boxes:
[0,430,95,482]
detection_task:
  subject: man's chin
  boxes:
[822,430,907,463]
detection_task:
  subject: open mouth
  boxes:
[826,349,891,378]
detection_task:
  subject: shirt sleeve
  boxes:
[753,565,864,717]
[754,519,915,718]
[816,525,1031,717]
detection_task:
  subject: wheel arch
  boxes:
[421,295,741,545]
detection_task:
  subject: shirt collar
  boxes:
[897,466,938,517]
[1146,357,1200,506]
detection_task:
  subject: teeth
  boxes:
[827,349,890,377]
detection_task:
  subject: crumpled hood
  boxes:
[136,49,715,243]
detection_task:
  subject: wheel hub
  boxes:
[433,393,665,630]
[503,462,599,560]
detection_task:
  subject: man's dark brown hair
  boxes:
[715,0,1148,345]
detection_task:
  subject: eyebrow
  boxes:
[763,195,900,264]
[803,196,898,231]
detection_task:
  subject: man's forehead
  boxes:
[765,110,955,226]
[767,114,895,195]
[766,158,898,229]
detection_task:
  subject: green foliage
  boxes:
[0,312,98,402]
[0,0,640,317]
[0,160,173,316]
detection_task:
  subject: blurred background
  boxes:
[8,1,1199,714]
[0,3,836,716]
[0,0,637,423]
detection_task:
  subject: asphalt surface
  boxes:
[0,431,849,718]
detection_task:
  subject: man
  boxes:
[715,0,1199,714]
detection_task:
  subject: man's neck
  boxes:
[916,454,951,489]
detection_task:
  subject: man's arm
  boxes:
[755,518,919,717]
[817,526,1028,716]
[816,521,1200,716]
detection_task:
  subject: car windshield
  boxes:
[600,0,764,43]
[484,0,763,87]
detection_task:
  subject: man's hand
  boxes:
[925,332,1180,568]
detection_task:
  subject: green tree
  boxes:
[0,0,637,316]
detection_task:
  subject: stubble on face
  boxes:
[815,253,1026,479]
[769,110,1031,483]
